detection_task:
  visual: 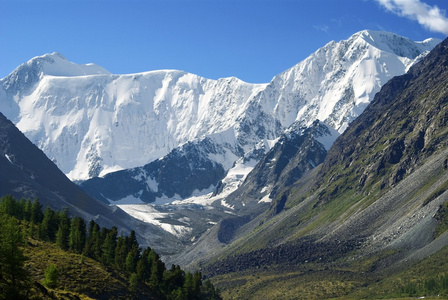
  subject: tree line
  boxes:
[0,194,221,300]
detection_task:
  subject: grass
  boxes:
[212,265,359,300]
[23,237,151,300]
[423,178,448,206]
[434,200,448,238]
[209,244,448,300]
[346,245,448,299]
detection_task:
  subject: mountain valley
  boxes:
[2,29,448,299]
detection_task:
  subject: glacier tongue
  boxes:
[0,30,441,183]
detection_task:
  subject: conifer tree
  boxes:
[136,247,151,282]
[86,221,102,260]
[23,199,32,222]
[101,227,117,266]
[0,194,20,219]
[30,198,43,224]
[126,245,140,273]
[43,264,59,289]
[183,272,194,300]
[0,216,29,299]
[163,264,185,294]
[39,206,59,242]
[115,232,127,270]
[149,252,165,289]
[69,216,86,253]
[56,208,70,250]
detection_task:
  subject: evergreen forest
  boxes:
[0,194,221,300]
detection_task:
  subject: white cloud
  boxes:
[313,25,329,33]
[376,0,448,35]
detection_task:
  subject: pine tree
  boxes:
[192,271,202,297]
[129,272,138,292]
[23,199,32,222]
[0,216,30,299]
[115,232,127,271]
[69,216,86,253]
[30,198,43,224]
[56,208,70,250]
[183,272,194,300]
[101,227,117,266]
[136,247,151,282]
[0,194,20,219]
[39,206,59,242]
[202,279,221,300]
[163,264,185,294]
[84,221,102,260]
[149,251,165,289]
[125,245,140,273]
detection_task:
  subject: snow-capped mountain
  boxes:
[0,30,440,191]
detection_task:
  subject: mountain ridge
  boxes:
[169,36,448,299]
[0,30,439,184]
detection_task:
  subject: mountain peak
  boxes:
[27,52,111,77]
[351,29,441,59]
[1,52,111,96]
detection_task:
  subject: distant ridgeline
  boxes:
[0,194,221,300]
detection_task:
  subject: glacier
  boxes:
[0,30,441,189]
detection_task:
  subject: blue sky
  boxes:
[1,0,448,83]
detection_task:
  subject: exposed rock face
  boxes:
[224,120,338,211]
[81,138,227,203]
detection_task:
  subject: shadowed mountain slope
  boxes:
[0,112,182,254]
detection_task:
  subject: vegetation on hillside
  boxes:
[0,194,221,300]
[207,243,448,300]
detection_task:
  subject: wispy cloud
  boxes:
[313,25,329,33]
[376,0,448,35]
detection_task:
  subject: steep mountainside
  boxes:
[167,121,338,266]
[0,112,182,254]
[317,37,448,203]
[193,37,448,299]
[0,31,439,188]
[225,120,339,209]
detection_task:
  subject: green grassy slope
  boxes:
[23,238,156,300]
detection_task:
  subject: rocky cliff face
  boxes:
[224,120,339,210]
[81,137,227,204]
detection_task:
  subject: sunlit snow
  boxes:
[0,31,440,182]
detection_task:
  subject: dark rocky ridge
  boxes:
[0,112,109,217]
[81,137,226,203]
[224,121,336,212]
